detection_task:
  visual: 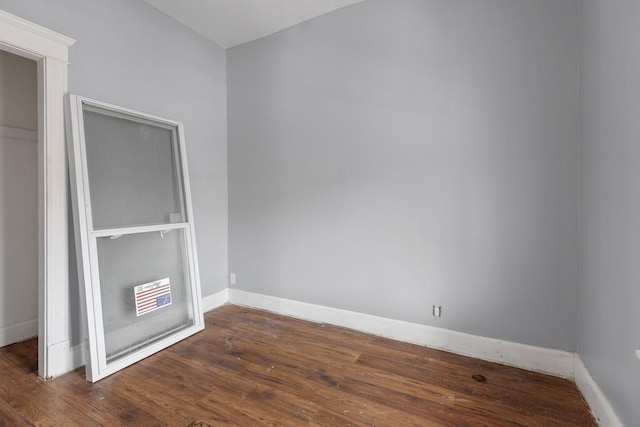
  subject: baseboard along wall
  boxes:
[202,288,229,312]
[226,289,574,377]
[0,319,37,348]
[57,287,618,426]
[573,355,624,427]
[226,289,621,427]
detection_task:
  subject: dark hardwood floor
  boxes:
[0,305,596,426]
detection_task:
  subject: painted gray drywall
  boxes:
[0,0,228,345]
[579,0,640,424]
[228,0,580,350]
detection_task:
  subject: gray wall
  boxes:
[3,3,635,420]
[579,0,640,424]
[0,0,228,343]
[228,0,580,351]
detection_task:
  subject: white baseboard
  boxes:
[227,289,574,378]
[45,287,624,427]
[0,125,37,142]
[0,319,38,347]
[47,339,85,378]
[202,288,229,313]
[574,355,623,427]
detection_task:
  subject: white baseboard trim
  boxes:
[227,289,575,378]
[0,125,37,142]
[47,339,85,378]
[202,288,229,313]
[574,355,623,427]
[46,288,624,427]
[0,319,38,347]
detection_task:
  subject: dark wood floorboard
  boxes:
[0,305,597,426]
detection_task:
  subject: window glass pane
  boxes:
[97,229,194,363]
[83,108,185,229]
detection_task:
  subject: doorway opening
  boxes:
[0,50,38,354]
[0,9,75,378]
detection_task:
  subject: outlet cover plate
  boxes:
[432,305,442,317]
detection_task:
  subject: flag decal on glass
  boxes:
[134,278,172,316]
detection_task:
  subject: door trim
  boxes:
[0,9,75,378]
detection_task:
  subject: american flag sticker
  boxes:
[134,278,172,316]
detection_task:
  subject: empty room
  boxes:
[0,0,636,425]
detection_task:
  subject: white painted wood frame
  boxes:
[67,95,205,382]
[0,9,75,378]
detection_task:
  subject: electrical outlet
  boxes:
[636,349,640,360]
[432,305,442,318]
[230,273,236,285]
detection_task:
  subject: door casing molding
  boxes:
[0,9,75,378]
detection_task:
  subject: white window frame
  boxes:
[0,9,76,379]
[67,95,204,382]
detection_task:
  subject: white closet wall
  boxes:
[0,49,38,347]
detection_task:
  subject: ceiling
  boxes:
[144,0,365,49]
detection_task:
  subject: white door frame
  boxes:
[0,9,75,378]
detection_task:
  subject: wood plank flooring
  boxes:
[0,305,596,426]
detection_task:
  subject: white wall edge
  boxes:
[227,289,575,378]
[574,355,624,427]
[202,288,229,313]
[0,125,37,142]
[0,319,38,347]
